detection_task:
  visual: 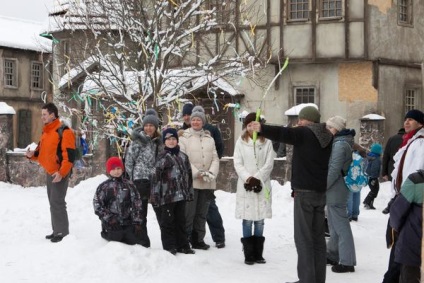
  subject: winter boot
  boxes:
[254,236,266,264]
[363,195,372,209]
[241,237,255,265]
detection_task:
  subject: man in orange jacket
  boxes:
[26,102,76,243]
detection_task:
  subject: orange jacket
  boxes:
[31,119,76,177]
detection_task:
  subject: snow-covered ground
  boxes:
[0,176,392,283]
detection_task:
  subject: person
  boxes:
[389,170,424,283]
[93,157,143,245]
[347,143,368,221]
[179,106,220,250]
[363,143,382,210]
[125,109,163,248]
[382,128,405,214]
[150,128,195,255]
[234,112,275,265]
[181,102,226,249]
[249,105,333,283]
[325,116,356,273]
[26,102,76,243]
[383,109,424,283]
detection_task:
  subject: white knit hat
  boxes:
[326,116,346,132]
[190,106,206,125]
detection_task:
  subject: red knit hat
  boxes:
[106,157,124,174]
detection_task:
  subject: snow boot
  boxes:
[241,237,255,265]
[254,236,266,264]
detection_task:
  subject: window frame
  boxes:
[319,0,343,21]
[3,58,18,88]
[287,0,310,22]
[398,0,413,27]
[30,61,44,90]
[294,86,317,105]
[404,85,421,114]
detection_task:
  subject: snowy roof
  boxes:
[0,102,16,115]
[284,103,318,116]
[0,16,52,52]
[361,114,386,120]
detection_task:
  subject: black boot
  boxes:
[254,236,266,264]
[136,220,150,247]
[241,237,255,265]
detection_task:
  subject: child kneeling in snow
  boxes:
[93,157,143,245]
[150,128,195,255]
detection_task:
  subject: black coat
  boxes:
[260,123,333,192]
[382,128,405,180]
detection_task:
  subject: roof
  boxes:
[0,16,52,52]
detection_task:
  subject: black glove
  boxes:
[187,193,194,202]
[108,217,121,231]
[244,177,262,193]
[134,224,143,237]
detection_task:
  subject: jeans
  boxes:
[347,191,361,218]
[206,198,225,243]
[293,190,326,283]
[242,219,264,237]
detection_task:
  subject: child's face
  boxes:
[109,167,123,178]
[165,137,178,148]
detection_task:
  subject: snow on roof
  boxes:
[361,114,386,120]
[284,103,318,116]
[0,102,16,115]
[0,16,52,52]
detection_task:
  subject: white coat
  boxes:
[179,128,219,190]
[233,134,275,220]
[391,127,424,194]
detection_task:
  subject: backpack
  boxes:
[344,151,368,193]
[57,124,84,169]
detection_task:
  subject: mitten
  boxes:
[108,217,121,231]
[202,171,216,182]
[247,177,261,187]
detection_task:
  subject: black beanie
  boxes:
[182,103,194,116]
[162,128,179,143]
[405,109,424,124]
[243,112,257,129]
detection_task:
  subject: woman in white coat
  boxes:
[179,106,219,250]
[234,112,275,265]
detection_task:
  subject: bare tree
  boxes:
[48,0,272,143]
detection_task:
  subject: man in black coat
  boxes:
[249,106,333,283]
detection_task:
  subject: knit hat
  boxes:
[298,106,321,123]
[162,128,179,143]
[106,157,124,174]
[243,112,257,129]
[370,143,382,155]
[404,109,424,124]
[326,116,346,132]
[142,109,159,129]
[190,105,206,125]
[182,103,194,116]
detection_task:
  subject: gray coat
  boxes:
[326,132,354,204]
[125,126,162,181]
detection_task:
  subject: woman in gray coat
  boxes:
[325,116,357,273]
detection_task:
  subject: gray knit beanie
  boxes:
[298,106,321,123]
[190,106,206,125]
[142,109,159,129]
[326,116,346,132]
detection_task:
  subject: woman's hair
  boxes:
[241,129,265,143]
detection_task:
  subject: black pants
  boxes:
[101,225,137,245]
[154,201,190,251]
[206,198,225,243]
[399,264,420,283]
[134,179,151,247]
[364,177,379,205]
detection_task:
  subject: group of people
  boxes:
[28,101,424,283]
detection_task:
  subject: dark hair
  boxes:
[42,102,59,118]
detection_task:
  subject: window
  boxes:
[295,87,315,105]
[288,0,309,21]
[4,59,17,87]
[31,62,43,89]
[404,88,416,113]
[398,0,413,26]
[321,0,342,18]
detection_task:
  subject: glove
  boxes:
[201,171,216,183]
[244,177,262,193]
[187,193,194,202]
[150,193,160,207]
[108,217,121,231]
[134,224,143,237]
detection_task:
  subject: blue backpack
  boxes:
[344,151,368,193]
